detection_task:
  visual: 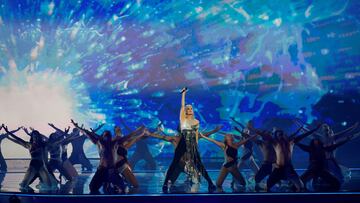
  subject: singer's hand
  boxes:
[181,87,188,94]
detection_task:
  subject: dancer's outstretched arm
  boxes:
[22,127,32,136]
[71,119,99,144]
[200,125,222,138]
[1,126,21,136]
[119,118,133,133]
[230,117,246,129]
[294,119,322,137]
[50,128,75,147]
[292,124,321,143]
[333,122,359,141]
[200,133,225,149]
[219,131,242,140]
[325,136,352,151]
[48,123,66,134]
[1,127,22,141]
[288,125,304,140]
[233,134,258,148]
[147,130,176,142]
[123,130,147,149]
[2,125,30,148]
[114,126,145,143]
[92,123,105,133]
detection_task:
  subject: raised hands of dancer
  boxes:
[92,123,105,133]
[71,119,82,129]
[230,117,246,129]
[71,119,99,144]
[2,124,10,133]
[2,124,29,147]
[48,123,59,130]
[293,123,322,143]
[64,126,70,134]
[22,127,32,136]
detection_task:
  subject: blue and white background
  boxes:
[0,0,359,164]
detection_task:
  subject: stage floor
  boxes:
[0,169,360,194]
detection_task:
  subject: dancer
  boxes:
[250,130,276,191]
[321,123,358,182]
[230,118,260,176]
[162,87,216,193]
[118,119,157,170]
[0,126,22,172]
[46,125,80,182]
[113,125,148,188]
[2,124,55,190]
[71,120,125,194]
[236,127,259,175]
[200,132,258,191]
[266,125,321,192]
[68,125,102,172]
[296,136,354,191]
[48,123,83,178]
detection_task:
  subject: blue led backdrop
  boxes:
[0,0,359,163]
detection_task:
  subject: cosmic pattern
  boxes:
[0,0,359,158]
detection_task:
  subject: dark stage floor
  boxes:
[0,169,360,194]
[1,169,360,203]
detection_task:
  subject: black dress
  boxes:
[163,124,214,187]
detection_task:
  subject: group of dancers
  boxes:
[0,87,359,194]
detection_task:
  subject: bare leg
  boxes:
[38,166,53,188]
[122,167,139,188]
[216,166,229,188]
[229,167,246,186]
[287,168,304,192]
[20,167,38,188]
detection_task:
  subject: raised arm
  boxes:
[1,126,22,140]
[71,119,99,144]
[61,133,82,145]
[200,125,222,138]
[333,122,359,141]
[324,137,351,151]
[200,133,225,149]
[115,126,145,144]
[294,119,322,137]
[2,125,29,148]
[48,123,65,134]
[22,127,32,136]
[147,130,176,142]
[123,130,147,149]
[119,118,133,133]
[49,128,73,147]
[92,123,105,133]
[288,125,304,140]
[219,131,242,140]
[180,87,187,122]
[292,124,321,143]
[230,117,246,129]
[234,134,258,148]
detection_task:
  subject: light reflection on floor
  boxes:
[0,169,360,195]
